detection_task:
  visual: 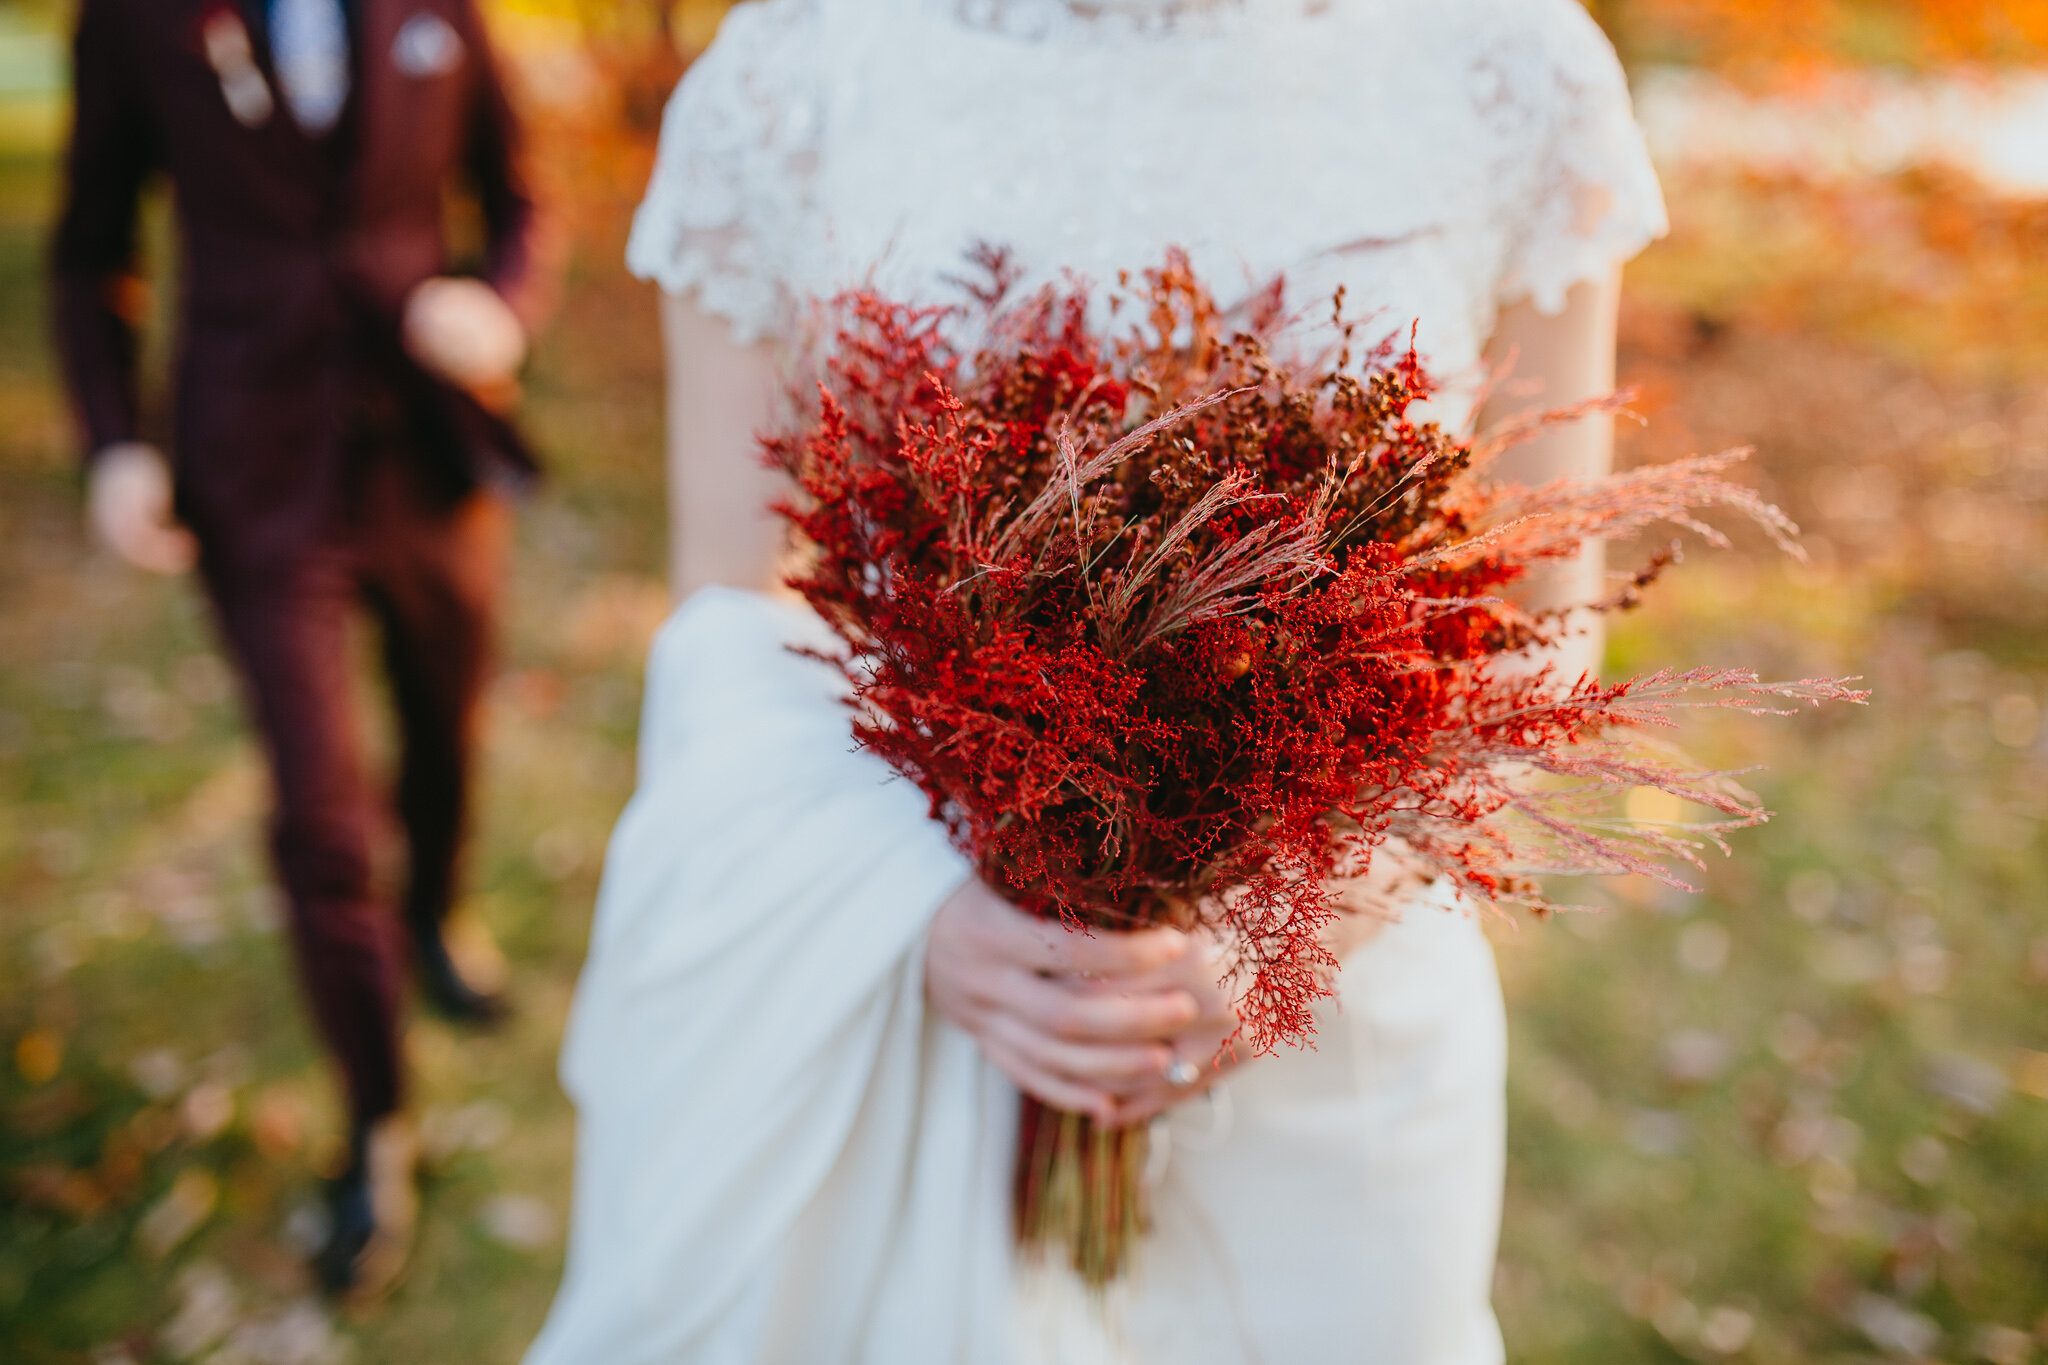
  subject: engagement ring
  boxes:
[1164,1056,1202,1088]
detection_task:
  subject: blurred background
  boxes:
[2,1,2045,1360]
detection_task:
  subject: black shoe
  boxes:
[412,912,510,1026]
[315,1117,417,1303]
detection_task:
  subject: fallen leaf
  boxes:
[137,1169,218,1260]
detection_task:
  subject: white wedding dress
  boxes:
[528,2,1666,1361]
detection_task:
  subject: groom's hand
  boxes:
[87,442,198,575]
[925,880,1201,1122]
[402,276,526,411]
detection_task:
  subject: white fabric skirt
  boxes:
[526,587,1507,1365]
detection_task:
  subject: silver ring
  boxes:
[1163,1056,1201,1088]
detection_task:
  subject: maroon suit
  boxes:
[53,0,545,1125]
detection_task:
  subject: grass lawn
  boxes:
[3,61,2046,1365]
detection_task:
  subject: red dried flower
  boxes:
[768,251,1865,1282]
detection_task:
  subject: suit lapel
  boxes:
[183,0,321,180]
[347,0,397,184]
[349,0,468,199]
[232,0,272,71]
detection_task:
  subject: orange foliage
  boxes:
[1607,0,2048,70]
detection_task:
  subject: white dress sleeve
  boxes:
[623,0,823,341]
[1490,0,1669,315]
[629,0,1666,352]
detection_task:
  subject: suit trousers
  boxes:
[202,449,508,1125]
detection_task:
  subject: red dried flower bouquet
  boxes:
[769,253,1862,1284]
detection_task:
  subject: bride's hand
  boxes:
[1093,930,1244,1127]
[925,880,1202,1122]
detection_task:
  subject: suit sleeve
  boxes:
[455,0,555,332]
[50,0,160,462]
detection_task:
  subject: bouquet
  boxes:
[769,252,1863,1284]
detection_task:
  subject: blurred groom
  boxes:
[52,0,551,1298]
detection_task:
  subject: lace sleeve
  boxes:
[1491,0,1668,316]
[624,0,823,341]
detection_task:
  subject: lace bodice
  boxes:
[628,0,1665,419]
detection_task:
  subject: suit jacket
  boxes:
[52,0,546,571]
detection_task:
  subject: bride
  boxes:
[526,0,1664,1360]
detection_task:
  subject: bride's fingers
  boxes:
[968,886,1188,978]
[1070,957,1236,1018]
[1001,968,1198,1043]
[1105,1040,1236,1125]
[983,1013,1171,1092]
[1108,1082,1203,1127]
[977,1038,1118,1121]
[1054,971,1236,1040]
